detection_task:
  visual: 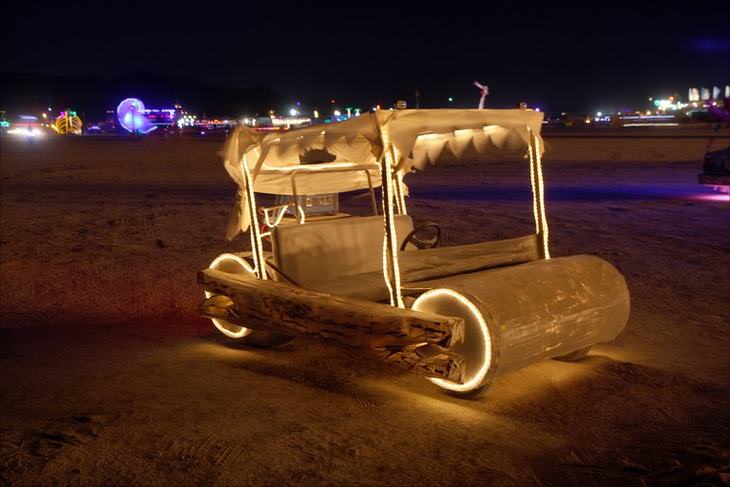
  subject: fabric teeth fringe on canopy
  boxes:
[222,109,545,237]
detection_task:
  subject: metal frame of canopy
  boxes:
[198,109,629,398]
[264,162,380,224]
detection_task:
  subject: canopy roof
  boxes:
[222,109,545,237]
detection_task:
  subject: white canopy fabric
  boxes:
[222,109,544,238]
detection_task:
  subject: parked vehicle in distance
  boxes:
[699,146,730,193]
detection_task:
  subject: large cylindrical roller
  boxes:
[412,255,630,397]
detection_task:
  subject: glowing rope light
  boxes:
[387,154,404,308]
[381,235,395,305]
[241,155,267,279]
[532,135,550,259]
[204,253,254,338]
[379,125,404,308]
[526,127,550,260]
[412,288,492,393]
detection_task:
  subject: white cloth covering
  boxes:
[222,109,544,238]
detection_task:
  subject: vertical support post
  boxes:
[526,127,550,259]
[241,154,268,279]
[379,128,405,308]
[364,169,379,216]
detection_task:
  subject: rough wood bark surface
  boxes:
[198,268,465,382]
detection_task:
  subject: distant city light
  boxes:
[8,127,44,137]
[333,109,341,117]
[448,97,454,102]
[289,108,298,116]
[177,114,197,128]
[271,116,311,127]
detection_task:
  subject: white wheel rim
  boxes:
[412,288,492,393]
[205,253,254,339]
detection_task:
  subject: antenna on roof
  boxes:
[473,81,489,109]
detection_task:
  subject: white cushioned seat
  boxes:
[271,218,541,301]
[271,215,414,287]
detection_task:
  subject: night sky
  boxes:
[4,0,729,113]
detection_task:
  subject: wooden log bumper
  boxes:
[198,268,466,383]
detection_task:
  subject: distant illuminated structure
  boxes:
[116,98,157,134]
[143,108,177,127]
[53,110,83,135]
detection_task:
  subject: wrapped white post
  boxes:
[412,255,630,396]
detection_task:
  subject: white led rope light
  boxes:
[532,134,550,259]
[412,288,492,393]
[204,253,254,338]
[379,125,405,308]
[241,155,267,279]
[526,127,550,260]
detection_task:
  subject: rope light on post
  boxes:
[241,155,268,279]
[378,124,405,308]
[526,126,550,259]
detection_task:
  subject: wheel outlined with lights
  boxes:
[412,288,497,398]
[204,253,255,339]
[205,253,289,347]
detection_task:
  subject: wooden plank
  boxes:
[198,268,465,382]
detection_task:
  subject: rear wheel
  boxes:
[553,346,592,362]
[205,253,286,347]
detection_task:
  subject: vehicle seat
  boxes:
[271,215,414,288]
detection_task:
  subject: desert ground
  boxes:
[1,131,728,486]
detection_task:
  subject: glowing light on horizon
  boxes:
[117,98,157,134]
[690,192,730,202]
[8,127,44,137]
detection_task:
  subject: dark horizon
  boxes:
[3,1,730,115]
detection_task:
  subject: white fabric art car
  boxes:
[198,109,630,398]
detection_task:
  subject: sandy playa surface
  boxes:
[1,134,728,486]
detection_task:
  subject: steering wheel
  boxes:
[400,222,442,250]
